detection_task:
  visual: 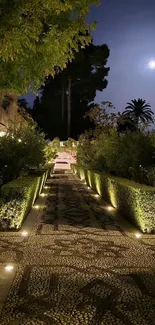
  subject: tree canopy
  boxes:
[0,0,99,95]
[31,42,110,139]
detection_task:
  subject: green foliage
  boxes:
[0,173,45,230]
[52,137,60,149]
[64,138,77,151]
[72,165,155,233]
[0,0,100,94]
[77,104,155,185]
[0,121,47,185]
[44,144,57,162]
[86,101,116,128]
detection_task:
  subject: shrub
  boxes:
[0,120,47,185]
[0,172,45,230]
[77,128,155,185]
[72,165,155,233]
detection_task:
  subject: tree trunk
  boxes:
[67,77,71,138]
[61,80,65,122]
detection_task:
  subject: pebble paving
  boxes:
[0,172,155,324]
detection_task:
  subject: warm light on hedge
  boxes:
[107,206,114,211]
[94,194,100,198]
[71,165,155,234]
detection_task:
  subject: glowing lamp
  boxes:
[0,131,6,137]
[21,231,28,237]
[40,193,45,197]
[107,206,114,211]
[34,205,39,209]
[5,265,14,272]
[135,233,142,239]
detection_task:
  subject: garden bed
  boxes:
[72,165,155,233]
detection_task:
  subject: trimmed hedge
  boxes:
[72,165,155,233]
[0,171,46,230]
[46,163,54,178]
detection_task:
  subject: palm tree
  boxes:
[122,98,154,124]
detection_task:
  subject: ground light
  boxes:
[107,206,114,211]
[21,231,28,237]
[5,265,14,272]
[40,193,46,197]
[135,233,142,239]
[34,205,39,209]
[95,194,100,198]
[87,187,91,190]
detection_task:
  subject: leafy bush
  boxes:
[0,120,47,185]
[44,143,57,163]
[77,130,98,169]
[72,165,155,233]
[64,138,77,151]
[0,172,45,230]
[52,137,60,149]
[77,127,155,185]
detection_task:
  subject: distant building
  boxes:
[0,94,28,136]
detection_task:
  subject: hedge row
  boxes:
[72,165,155,233]
[0,169,48,230]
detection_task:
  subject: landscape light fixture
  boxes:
[0,131,6,137]
[21,231,28,237]
[5,265,14,272]
[135,233,142,239]
[107,206,114,211]
[18,138,22,143]
[34,205,39,209]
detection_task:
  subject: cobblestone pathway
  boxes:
[0,172,155,324]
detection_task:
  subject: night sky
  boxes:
[24,0,155,114]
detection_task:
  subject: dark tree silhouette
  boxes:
[122,98,154,125]
[32,42,110,140]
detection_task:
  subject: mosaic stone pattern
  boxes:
[0,172,155,324]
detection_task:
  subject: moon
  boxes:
[148,60,155,69]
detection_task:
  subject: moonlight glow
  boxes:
[148,60,155,69]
